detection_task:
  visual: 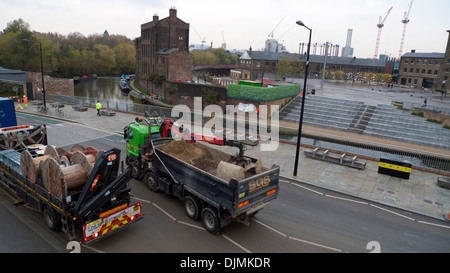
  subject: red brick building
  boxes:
[135,7,192,83]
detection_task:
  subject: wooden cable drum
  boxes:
[20,145,59,184]
[83,146,97,156]
[56,147,67,158]
[71,144,85,153]
[46,152,92,199]
[95,150,105,161]
[70,151,94,176]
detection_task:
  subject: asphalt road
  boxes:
[2,113,449,254]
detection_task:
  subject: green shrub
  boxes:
[426,118,442,124]
[227,84,299,102]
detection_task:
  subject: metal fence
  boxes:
[47,94,174,118]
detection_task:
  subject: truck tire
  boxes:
[43,205,61,232]
[201,207,220,234]
[144,172,158,192]
[184,195,202,220]
[130,164,140,179]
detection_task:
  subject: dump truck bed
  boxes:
[152,139,280,218]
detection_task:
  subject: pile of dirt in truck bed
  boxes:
[159,140,262,182]
[159,140,214,169]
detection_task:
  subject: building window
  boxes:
[405,59,409,63]
[428,70,432,74]
[434,70,438,75]
[408,78,412,83]
[416,69,420,73]
[410,68,414,73]
[429,60,434,65]
[404,68,407,72]
[414,79,418,84]
[424,59,428,64]
[422,69,425,74]
[411,59,415,63]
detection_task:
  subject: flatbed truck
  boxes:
[0,120,144,244]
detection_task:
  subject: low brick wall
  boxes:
[26,72,74,100]
[137,78,295,117]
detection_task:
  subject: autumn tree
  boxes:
[276,53,303,77]
[114,43,136,74]
[3,18,30,34]
[0,19,137,77]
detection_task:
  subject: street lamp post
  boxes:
[22,39,46,109]
[293,20,312,177]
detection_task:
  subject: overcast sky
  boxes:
[1,0,449,59]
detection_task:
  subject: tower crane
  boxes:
[398,0,414,59]
[191,25,206,51]
[373,6,393,59]
[222,31,226,50]
[268,16,285,39]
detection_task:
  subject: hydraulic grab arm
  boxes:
[72,148,132,222]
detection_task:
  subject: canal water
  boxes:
[74,77,132,101]
[74,78,449,172]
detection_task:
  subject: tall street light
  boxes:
[293,20,312,177]
[22,39,46,109]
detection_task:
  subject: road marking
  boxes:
[370,204,415,221]
[222,235,252,253]
[178,221,205,231]
[417,220,450,229]
[325,194,368,205]
[288,236,342,253]
[132,196,152,204]
[288,182,324,196]
[152,203,177,221]
[252,219,287,237]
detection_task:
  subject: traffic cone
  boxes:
[444,212,450,222]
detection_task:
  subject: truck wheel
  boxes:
[201,207,220,234]
[43,205,61,232]
[184,196,202,220]
[144,172,158,192]
[130,164,140,179]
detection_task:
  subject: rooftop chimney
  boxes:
[170,6,177,17]
[153,13,159,22]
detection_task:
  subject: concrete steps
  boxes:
[279,95,450,150]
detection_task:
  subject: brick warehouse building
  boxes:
[135,7,192,83]
[237,48,387,81]
[398,29,450,91]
